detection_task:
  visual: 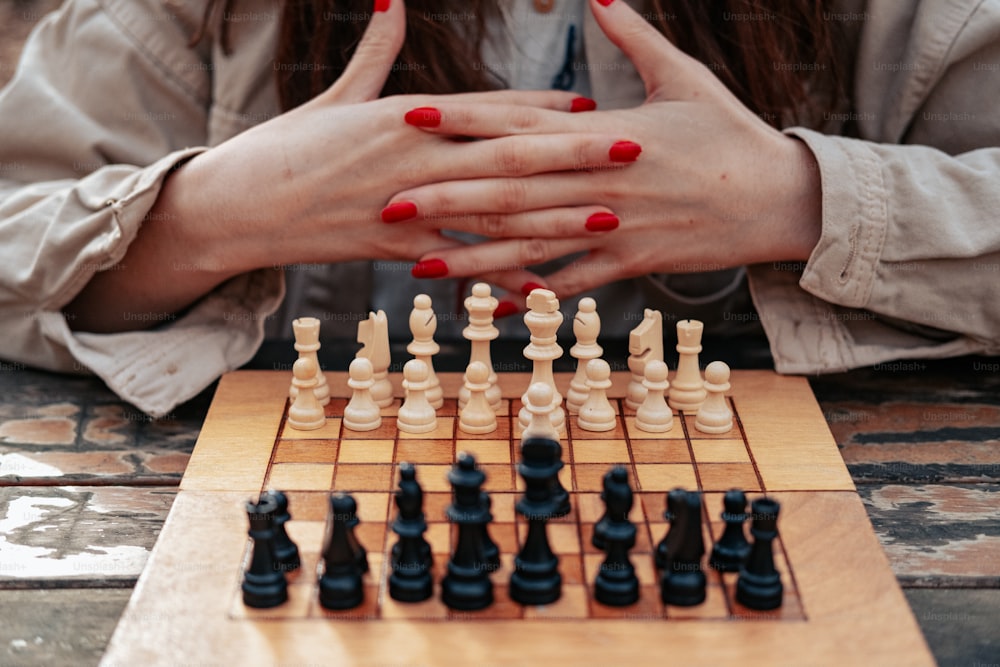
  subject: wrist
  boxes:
[776,137,823,262]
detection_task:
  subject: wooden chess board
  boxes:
[103,371,934,666]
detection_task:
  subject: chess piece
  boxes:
[357,309,393,408]
[459,361,498,434]
[241,494,288,608]
[668,319,707,412]
[397,359,437,434]
[459,283,502,412]
[287,357,326,431]
[288,317,330,406]
[660,491,707,607]
[593,466,639,607]
[343,357,381,432]
[389,462,433,602]
[520,434,571,520]
[566,297,602,414]
[710,489,752,572]
[521,382,560,442]
[510,436,563,605]
[577,359,616,432]
[736,497,784,610]
[695,361,733,434]
[318,493,368,610]
[635,359,673,433]
[592,466,625,551]
[654,487,686,570]
[478,491,501,573]
[408,294,443,409]
[262,490,300,573]
[441,453,494,610]
[518,288,565,432]
[625,309,663,410]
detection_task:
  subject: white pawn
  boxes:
[287,358,326,431]
[635,360,673,433]
[458,362,497,435]
[576,359,616,432]
[522,382,560,442]
[408,294,443,410]
[566,297,602,415]
[397,359,437,434]
[343,358,382,432]
[695,361,733,434]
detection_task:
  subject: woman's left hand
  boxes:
[385,0,823,299]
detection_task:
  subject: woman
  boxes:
[1,0,997,415]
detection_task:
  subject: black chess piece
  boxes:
[318,493,368,610]
[478,491,501,573]
[441,452,494,610]
[510,436,563,605]
[736,497,784,610]
[709,489,752,572]
[594,466,639,607]
[520,435,570,519]
[591,467,617,551]
[660,491,707,607]
[389,462,433,602]
[262,489,300,573]
[654,488,686,570]
[241,494,288,608]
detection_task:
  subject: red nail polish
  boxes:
[404,107,441,128]
[609,141,641,162]
[570,97,597,113]
[494,300,519,319]
[381,201,417,223]
[520,281,546,296]
[411,258,448,279]
[586,212,620,232]
[374,0,390,12]
[596,0,615,6]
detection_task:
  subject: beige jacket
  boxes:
[0,0,998,416]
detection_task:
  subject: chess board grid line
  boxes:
[731,396,767,494]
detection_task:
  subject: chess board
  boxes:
[103,371,934,666]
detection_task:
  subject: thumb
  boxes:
[589,0,726,103]
[320,0,406,104]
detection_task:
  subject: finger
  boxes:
[410,237,590,281]
[441,90,594,113]
[399,206,620,239]
[535,250,626,299]
[320,0,406,104]
[589,0,728,102]
[403,101,595,136]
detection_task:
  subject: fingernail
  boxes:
[609,140,642,162]
[520,281,546,296]
[404,107,441,128]
[381,201,417,223]
[374,0,390,12]
[596,0,615,6]
[586,212,620,232]
[411,259,448,279]
[494,300,519,319]
[570,97,597,113]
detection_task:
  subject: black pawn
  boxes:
[654,488,686,570]
[736,497,783,610]
[318,493,368,610]
[478,491,501,572]
[241,495,288,608]
[709,489,752,572]
[591,467,618,551]
[594,466,639,607]
[520,436,570,519]
[510,436,562,605]
[441,452,494,610]
[389,462,433,602]
[262,490,300,573]
[660,491,707,607]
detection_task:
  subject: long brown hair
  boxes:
[199,1,848,128]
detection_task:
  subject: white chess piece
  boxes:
[458,361,497,435]
[459,283,502,412]
[287,358,326,431]
[397,359,437,434]
[521,382,560,442]
[668,319,707,413]
[408,294,443,409]
[577,359,617,432]
[517,288,565,432]
[635,359,674,433]
[357,310,393,408]
[288,317,330,406]
[566,297,602,415]
[695,361,733,434]
[625,309,663,410]
[343,358,382,432]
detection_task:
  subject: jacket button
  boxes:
[533,0,555,13]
